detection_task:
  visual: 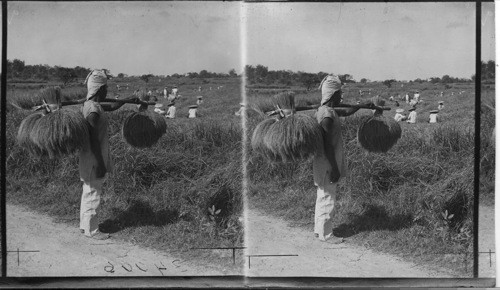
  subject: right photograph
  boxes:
[242,2,494,278]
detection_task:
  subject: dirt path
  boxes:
[6,203,239,277]
[479,205,495,277]
[5,203,495,278]
[245,208,456,277]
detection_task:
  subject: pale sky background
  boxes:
[7,1,242,76]
[4,2,496,81]
[245,2,495,81]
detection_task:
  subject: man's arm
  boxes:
[320,117,340,183]
[334,107,359,117]
[100,102,126,111]
[334,100,375,117]
[86,112,106,178]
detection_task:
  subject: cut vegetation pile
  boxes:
[17,109,90,159]
[251,92,323,162]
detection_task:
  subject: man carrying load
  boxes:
[80,69,126,240]
[313,74,364,244]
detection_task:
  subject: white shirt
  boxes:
[394,113,405,122]
[429,113,438,123]
[166,106,176,118]
[188,108,197,118]
[154,108,165,115]
[407,111,417,123]
[172,88,178,95]
[414,93,420,101]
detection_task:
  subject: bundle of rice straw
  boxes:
[250,90,296,115]
[13,86,63,111]
[357,97,401,153]
[16,113,44,157]
[251,118,278,160]
[37,86,62,109]
[251,92,323,162]
[122,110,167,148]
[18,109,90,158]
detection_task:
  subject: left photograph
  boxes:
[5,1,244,276]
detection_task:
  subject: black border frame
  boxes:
[0,0,494,287]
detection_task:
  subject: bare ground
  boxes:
[6,203,241,277]
[4,203,495,278]
[479,204,496,277]
[245,206,493,278]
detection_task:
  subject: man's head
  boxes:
[320,74,343,106]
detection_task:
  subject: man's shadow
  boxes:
[99,199,179,234]
[332,203,413,238]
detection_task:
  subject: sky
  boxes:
[5,2,496,81]
[7,1,242,76]
[245,2,493,81]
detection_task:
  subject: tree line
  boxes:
[6,59,240,85]
[6,59,91,85]
[245,63,489,89]
[6,58,493,87]
[244,64,355,90]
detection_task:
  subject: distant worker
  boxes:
[405,93,410,103]
[198,86,202,92]
[407,107,417,124]
[196,96,204,106]
[440,91,444,97]
[429,110,439,123]
[167,93,176,102]
[414,91,420,102]
[172,85,178,96]
[188,105,198,118]
[409,98,418,107]
[394,108,406,122]
[154,103,165,115]
[438,101,444,111]
[166,102,176,119]
[163,87,168,99]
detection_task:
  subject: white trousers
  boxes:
[80,179,104,236]
[314,183,337,241]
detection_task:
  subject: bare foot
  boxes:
[87,231,110,240]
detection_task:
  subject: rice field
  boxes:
[245,80,493,277]
[6,76,245,269]
[5,76,494,276]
